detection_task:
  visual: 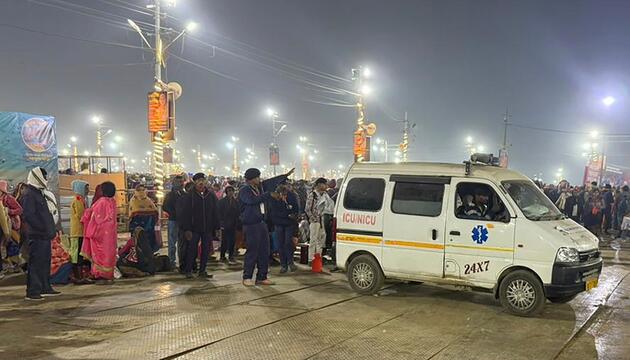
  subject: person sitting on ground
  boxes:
[117,227,156,277]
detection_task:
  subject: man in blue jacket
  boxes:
[239,167,294,286]
[270,184,300,273]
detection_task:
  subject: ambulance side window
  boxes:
[343,178,385,212]
[455,182,510,222]
[391,182,444,217]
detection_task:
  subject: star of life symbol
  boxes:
[471,225,489,244]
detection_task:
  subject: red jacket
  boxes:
[1,193,22,230]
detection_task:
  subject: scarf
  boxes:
[71,180,89,197]
[129,190,157,217]
[27,168,59,224]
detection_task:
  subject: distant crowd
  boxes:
[537,180,630,237]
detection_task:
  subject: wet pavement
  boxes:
[0,238,628,360]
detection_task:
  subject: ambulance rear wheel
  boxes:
[348,255,384,295]
[499,270,545,317]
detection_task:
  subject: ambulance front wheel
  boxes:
[347,255,384,295]
[499,270,545,317]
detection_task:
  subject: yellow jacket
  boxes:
[129,190,157,217]
[70,196,86,238]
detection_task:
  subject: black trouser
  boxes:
[177,226,187,272]
[27,239,53,297]
[184,232,210,274]
[220,227,236,259]
[323,214,333,250]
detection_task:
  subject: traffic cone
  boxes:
[312,253,323,273]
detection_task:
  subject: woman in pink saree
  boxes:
[80,181,117,284]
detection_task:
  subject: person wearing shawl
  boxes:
[19,167,60,300]
[128,184,159,252]
[117,227,156,277]
[80,181,118,284]
[69,180,92,284]
[0,180,23,275]
[0,180,22,235]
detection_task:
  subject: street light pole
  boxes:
[129,1,197,198]
[268,109,287,176]
[153,0,162,83]
[231,136,240,177]
[70,136,79,170]
[401,112,409,162]
[352,66,371,162]
[96,126,102,156]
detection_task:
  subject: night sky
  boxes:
[1,0,629,183]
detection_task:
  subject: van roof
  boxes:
[348,162,531,183]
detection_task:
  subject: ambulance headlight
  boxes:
[555,247,579,264]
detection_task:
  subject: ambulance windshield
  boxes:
[502,181,564,221]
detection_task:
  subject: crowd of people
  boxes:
[538,180,630,237]
[0,165,343,300]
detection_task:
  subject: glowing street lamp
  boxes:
[185,21,198,32]
[92,115,112,156]
[602,96,616,107]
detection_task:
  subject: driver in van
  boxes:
[458,187,490,219]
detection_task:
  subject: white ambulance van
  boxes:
[334,158,602,316]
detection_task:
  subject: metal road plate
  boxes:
[178,296,407,360]
[248,281,358,310]
[43,305,305,360]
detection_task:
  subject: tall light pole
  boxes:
[266,107,287,176]
[128,1,197,199]
[352,66,374,162]
[70,136,79,170]
[92,115,112,156]
[297,136,317,180]
[227,136,239,177]
[401,112,410,162]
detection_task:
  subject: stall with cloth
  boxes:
[128,185,160,252]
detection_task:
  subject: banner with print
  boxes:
[0,112,59,195]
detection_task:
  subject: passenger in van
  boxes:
[457,188,490,220]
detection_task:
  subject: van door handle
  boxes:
[449,231,460,236]
[432,229,438,240]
